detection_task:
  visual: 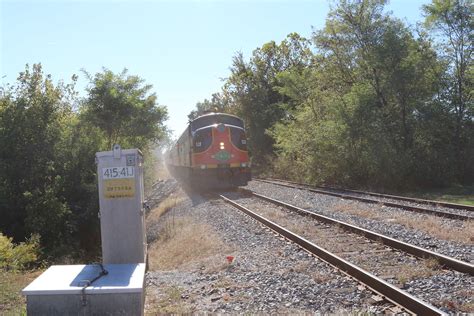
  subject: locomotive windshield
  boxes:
[191,113,244,131]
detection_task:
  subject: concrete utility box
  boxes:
[22,263,146,316]
[96,145,147,264]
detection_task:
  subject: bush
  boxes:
[0,233,40,271]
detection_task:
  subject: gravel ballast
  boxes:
[224,192,473,313]
[275,180,474,219]
[248,180,473,264]
[146,189,387,313]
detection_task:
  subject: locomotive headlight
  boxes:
[241,162,247,167]
[219,142,225,150]
[200,165,206,169]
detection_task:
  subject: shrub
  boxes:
[0,233,40,271]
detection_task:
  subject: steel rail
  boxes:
[266,178,474,212]
[248,191,474,275]
[220,195,446,316]
[257,179,473,221]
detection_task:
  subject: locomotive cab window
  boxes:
[192,127,212,153]
[230,126,247,151]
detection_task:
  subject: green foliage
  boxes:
[0,64,169,262]
[187,93,230,121]
[218,33,313,164]
[189,0,473,190]
[273,0,471,189]
[82,68,168,150]
[0,64,79,255]
[423,0,474,181]
[0,233,39,271]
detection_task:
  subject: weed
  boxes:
[146,194,186,223]
[164,285,182,302]
[311,271,332,283]
[424,258,441,270]
[146,285,190,314]
[395,262,435,286]
[331,201,474,244]
[148,216,228,271]
[0,269,42,315]
[214,276,234,289]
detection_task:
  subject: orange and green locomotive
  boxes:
[166,113,251,188]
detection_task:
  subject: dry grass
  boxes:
[293,261,311,273]
[213,275,235,289]
[147,189,232,270]
[395,217,473,244]
[331,201,474,244]
[255,201,446,290]
[145,193,234,313]
[145,285,191,314]
[146,194,186,224]
[290,213,441,287]
[332,203,382,220]
[262,208,287,222]
[395,261,438,286]
[254,203,343,252]
[200,253,239,274]
[457,289,474,312]
[0,269,42,315]
[424,257,441,270]
[310,270,333,283]
[439,289,474,312]
[148,216,230,271]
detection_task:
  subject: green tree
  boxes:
[0,64,170,261]
[187,0,472,189]
[224,33,313,164]
[272,0,445,188]
[55,117,104,256]
[0,64,76,253]
[188,92,229,121]
[423,0,474,181]
[82,68,168,150]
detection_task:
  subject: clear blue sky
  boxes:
[1,0,429,139]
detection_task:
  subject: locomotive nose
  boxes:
[216,123,226,133]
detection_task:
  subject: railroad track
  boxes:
[219,189,473,315]
[257,179,474,221]
[274,179,474,212]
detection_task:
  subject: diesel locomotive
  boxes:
[166,112,251,188]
